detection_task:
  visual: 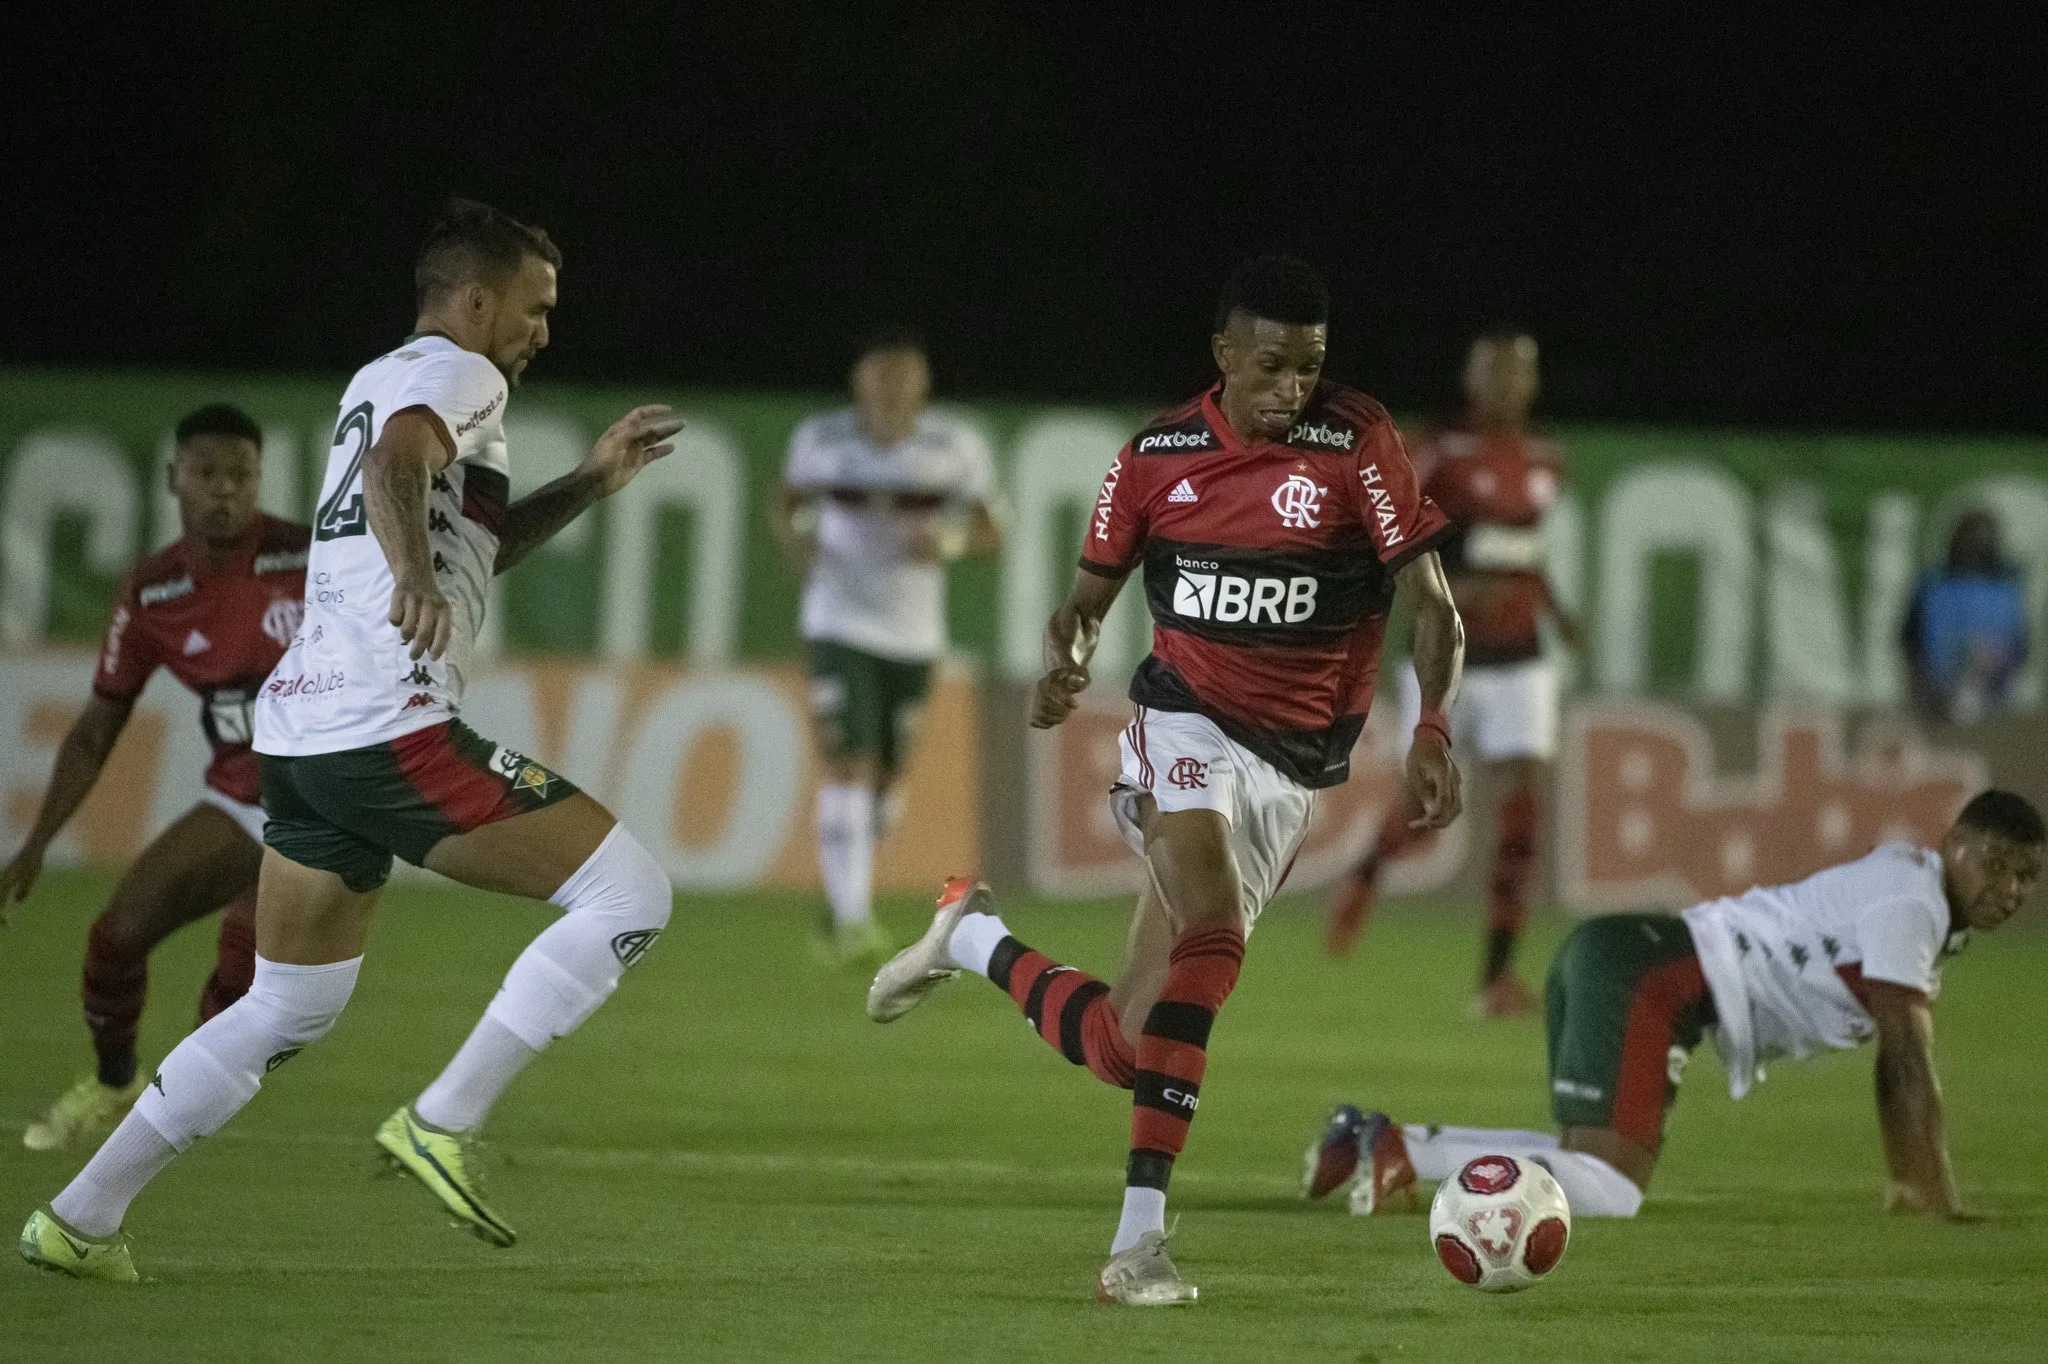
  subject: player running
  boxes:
[1326,331,1577,1016]
[2,404,306,1152]
[1305,791,2043,1221]
[773,329,1002,966]
[867,256,1466,1304]
[22,200,684,1282]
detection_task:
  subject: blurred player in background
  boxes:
[23,201,684,1281]
[774,330,1002,967]
[1327,330,1578,1017]
[1306,791,2042,1220]
[868,257,1464,1304]
[1,405,306,1152]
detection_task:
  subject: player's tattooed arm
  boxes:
[365,408,454,660]
[1867,980,1969,1220]
[1031,568,1125,729]
[0,693,134,918]
[1396,550,1465,829]
[496,405,682,576]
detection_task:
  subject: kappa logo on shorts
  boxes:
[1166,756,1209,790]
[611,929,662,967]
[402,692,435,711]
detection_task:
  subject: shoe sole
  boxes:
[374,1117,517,1248]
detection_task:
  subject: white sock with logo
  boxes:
[816,784,876,928]
[53,954,362,1236]
[1111,1186,1168,1254]
[436,825,671,1130]
[945,912,1013,977]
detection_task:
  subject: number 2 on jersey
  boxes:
[315,401,374,541]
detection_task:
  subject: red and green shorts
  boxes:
[1545,913,1717,1150]
[260,720,577,892]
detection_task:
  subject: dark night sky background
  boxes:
[4,5,2042,432]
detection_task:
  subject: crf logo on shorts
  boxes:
[1166,757,1208,790]
[1271,474,1327,529]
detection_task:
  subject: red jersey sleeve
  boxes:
[1356,419,1448,571]
[1079,442,1146,577]
[92,575,157,702]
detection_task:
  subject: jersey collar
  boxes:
[403,329,457,346]
[1200,380,1319,455]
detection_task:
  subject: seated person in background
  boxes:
[1901,509,2028,724]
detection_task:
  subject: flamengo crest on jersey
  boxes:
[254,334,510,757]
[1082,381,1448,788]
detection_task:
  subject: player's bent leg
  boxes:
[27,804,263,1153]
[197,889,258,1023]
[39,850,371,1252]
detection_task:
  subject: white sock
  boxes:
[53,954,361,1234]
[1111,1185,1167,1254]
[479,824,673,1072]
[50,1112,177,1237]
[414,1016,537,1133]
[1404,1124,1558,1180]
[1523,1150,1645,1217]
[946,912,1012,977]
[816,785,875,928]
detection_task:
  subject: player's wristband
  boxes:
[1414,709,1451,748]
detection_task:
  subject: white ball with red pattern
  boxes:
[1427,1153,1572,1292]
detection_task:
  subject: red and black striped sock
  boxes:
[1485,786,1543,981]
[987,937,1135,1089]
[82,912,149,1089]
[1127,924,1245,1192]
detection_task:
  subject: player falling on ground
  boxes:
[867,256,1466,1304]
[22,200,684,1282]
[1,405,306,1151]
[1326,331,1578,1016]
[1306,791,2043,1221]
[773,329,1003,966]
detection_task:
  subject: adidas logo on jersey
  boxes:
[182,630,211,655]
[1168,479,1199,503]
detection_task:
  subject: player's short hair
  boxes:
[414,199,562,310]
[1215,255,1329,333]
[1956,790,2046,846]
[173,403,262,451]
[854,325,926,362]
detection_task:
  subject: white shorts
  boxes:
[1110,706,1317,923]
[1397,657,1559,761]
[199,787,268,844]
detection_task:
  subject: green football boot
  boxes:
[23,1074,146,1152]
[373,1105,516,1247]
[19,1207,139,1283]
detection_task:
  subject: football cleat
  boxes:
[1302,1103,1367,1200]
[1472,972,1539,1019]
[23,1074,146,1152]
[18,1207,138,1283]
[1347,1111,1420,1215]
[374,1105,517,1247]
[1098,1227,1198,1306]
[865,876,986,1023]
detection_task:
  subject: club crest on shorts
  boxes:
[1167,756,1209,790]
[611,929,661,967]
[488,744,553,795]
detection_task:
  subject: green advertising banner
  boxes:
[3,368,2044,705]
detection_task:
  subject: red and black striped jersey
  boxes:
[95,515,309,802]
[1412,424,1564,665]
[1081,380,1447,788]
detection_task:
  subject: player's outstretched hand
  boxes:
[0,842,47,925]
[587,404,685,496]
[1030,666,1090,729]
[390,575,454,661]
[1405,730,1463,829]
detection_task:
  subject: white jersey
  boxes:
[1682,842,1965,1099]
[255,334,510,756]
[784,408,996,662]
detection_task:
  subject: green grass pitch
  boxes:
[3,870,2044,1362]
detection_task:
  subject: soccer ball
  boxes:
[1428,1153,1571,1292]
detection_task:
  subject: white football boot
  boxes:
[865,876,988,1022]
[1097,1228,1198,1305]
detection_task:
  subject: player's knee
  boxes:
[241,957,361,1047]
[555,824,673,935]
[88,904,159,963]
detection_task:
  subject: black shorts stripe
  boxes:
[1142,1000,1215,1048]
[1058,979,1110,1065]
